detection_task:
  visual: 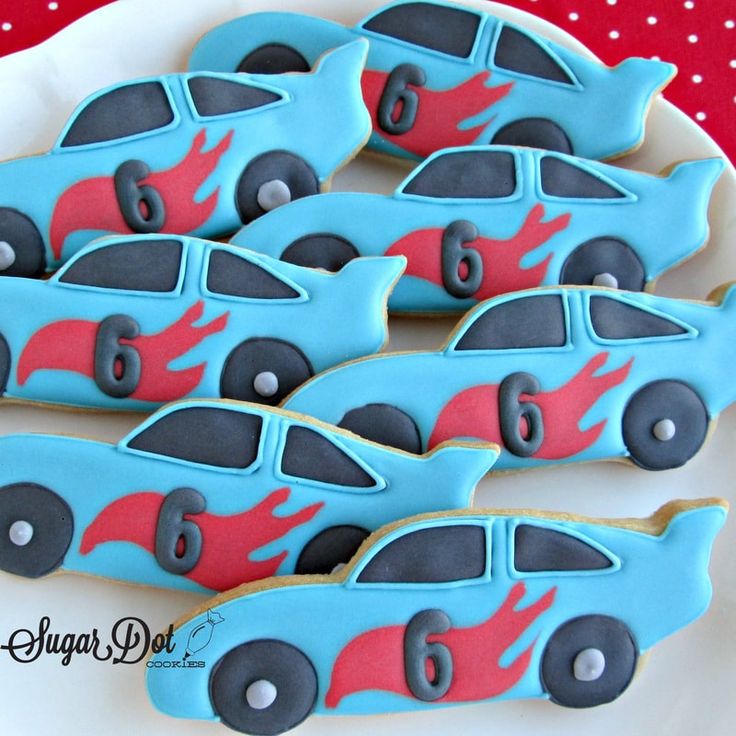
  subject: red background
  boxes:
[0,0,733,161]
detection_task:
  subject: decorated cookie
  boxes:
[189,0,675,162]
[284,283,736,471]
[0,234,404,410]
[146,498,727,733]
[0,41,371,278]
[0,399,498,592]
[231,146,724,314]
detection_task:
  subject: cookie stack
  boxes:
[0,1,730,734]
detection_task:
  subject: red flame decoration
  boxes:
[49,129,234,259]
[429,352,633,459]
[325,581,555,708]
[361,70,513,158]
[386,205,570,301]
[80,487,324,591]
[17,300,228,402]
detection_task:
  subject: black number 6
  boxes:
[94,314,141,398]
[404,609,453,701]
[498,372,544,457]
[114,159,166,233]
[441,220,484,298]
[377,63,427,135]
[154,488,206,575]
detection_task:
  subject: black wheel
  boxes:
[0,334,9,394]
[210,639,317,736]
[237,44,311,74]
[236,151,319,223]
[220,338,313,406]
[542,615,637,708]
[0,207,46,277]
[622,380,708,470]
[0,483,73,578]
[295,525,369,575]
[338,403,423,454]
[492,118,572,154]
[281,234,359,272]
[561,238,646,292]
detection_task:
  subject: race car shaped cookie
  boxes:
[0,234,404,410]
[284,283,736,471]
[146,498,727,733]
[0,40,371,278]
[0,400,498,592]
[189,0,675,161]
[231,146,723,313]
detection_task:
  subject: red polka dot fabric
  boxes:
[0,0,733,162]
[0,0,115,57]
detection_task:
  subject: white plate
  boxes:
[0,2,734,735]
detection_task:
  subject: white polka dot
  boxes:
[651,55,661,61]
[609,30,620,40]
[688,34,699,43]
[726,20,735,29]
[692,74,703,83]
[569,12,579,21]
[607,0,617,5]
[684,1,695,8]
[1,22,11,31]
[647,16,658,25]
[48,1,59,10]
[730,60,736,68]
[696,112,707,121]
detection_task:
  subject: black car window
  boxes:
[281,426,374,488]
[403,151,517,199]
[494,25,574,85]
[358,525,486,583]
[541,157,625,199]
[207,250,299,299]
[127,407,262,468]
[514,524,612,572]
[188,76,282,117]
[59,239,182,292]
[362,2,480,58]
[590,296,687,340]
[455,294,566,350]
[61,82,174,147]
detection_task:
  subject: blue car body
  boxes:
[231,146,723,313]
[146,499,726,729]
[284,284,736,471]
[190,0,674,161]
[0,234,404,410]
[0,41,370,276]
[0,400,498,592]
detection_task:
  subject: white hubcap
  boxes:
[592,272,619,289]
[653,418,676,442]
[257,179,292,211]
[253,371,279,398]
[573,647,606,682]
[9,520,34,547]
[245,679,278,710]
[0,240,16,271]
